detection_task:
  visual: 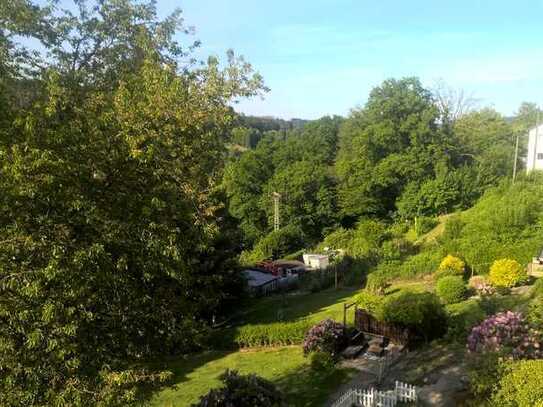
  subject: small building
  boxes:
[242,269,279,296]
[526,123,543,173]
[302,254,329,270]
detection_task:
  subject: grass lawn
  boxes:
[237,287,360,326]
[146,346,356,407]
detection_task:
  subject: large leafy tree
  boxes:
[336,78,449,219]
[223,116,341,246]
[0,1,265,405]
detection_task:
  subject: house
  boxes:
[242,269,279,296]
[526,123,543,172]
[302,254,330,270]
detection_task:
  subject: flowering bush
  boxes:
[302,319,346,357]
[434,254,465,280]
[468,275,496,296]
[488,259,526,288]
[467,311,543,359]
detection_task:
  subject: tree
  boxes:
[0,1,265,405]
[261,160,338,243]
[336,77,448,218]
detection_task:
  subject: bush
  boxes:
[309,351,336,373]
[490,360,543,407]
[229,320,312,348]
[365,269,392,294]
[489,259,527,288]
[528,297,543,326]
[302,319,346,357]
[436,276,466,304]
[435,254,465,280]
[192,369,285,407]
[382,291,447,340]
[532,278,543,298]
[467,311,543,359]
[445,299,486,340]
[353,290,385,319]
[468,275,496,296]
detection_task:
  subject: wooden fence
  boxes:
[332,381,417,407]
[354,310,415,346]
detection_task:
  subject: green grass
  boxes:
[146,346,356,407]
[237,287,359,326]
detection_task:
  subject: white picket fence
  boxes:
[332,381,417,407]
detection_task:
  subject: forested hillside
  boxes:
[226,79,541,263]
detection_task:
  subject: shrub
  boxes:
[489,259,527,288]
[192,369,285,407]
[382,291,447,340]
[467,311,543,359]
[490,360,543,407]
[353,290,385,319]
[445,299,486,340]
[230,320,312,348]
[468,275,496,296]
[302,319,346,357]
[365,269,392,294]
[435,254,465,280]
[436,276,466,304]
[532,278,543,298]
[528,297,543,326]
[309,351,336,373]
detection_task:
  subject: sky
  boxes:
[150,0,543,120]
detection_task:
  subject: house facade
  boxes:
[526,124,543,172]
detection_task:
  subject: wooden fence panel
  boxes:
[354,309,415,346]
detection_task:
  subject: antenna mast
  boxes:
[272,192,281,231]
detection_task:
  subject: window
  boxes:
[538,153,543,160]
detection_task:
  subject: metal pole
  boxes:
[513,132,519,183]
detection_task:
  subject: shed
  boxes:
[242,269,279,296]
[302,254,330,270]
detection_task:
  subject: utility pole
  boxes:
[272,192,281,232]
[513,132,520,183]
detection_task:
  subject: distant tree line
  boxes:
[225,78,542,261]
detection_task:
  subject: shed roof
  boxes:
[242,269,278,287]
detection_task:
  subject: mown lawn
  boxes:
[238,287,360,325]
[146,346,356,407]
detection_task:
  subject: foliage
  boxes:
[527,297,543,326]
[353,290,385,319]
[309,351,337,373]
[434,253,465,280]
[489,259,527,288]
[445,299,486,340]
[336,77,447,218]
[241,225,305,263]
[490,360,543,407]
[192,369,285,407]
[0,1,265,405]
[468,276,496,296]
[436,276,466,304]
[467,352,505,401]
[532,278,543,298]
[302,319,346,357]
[467,311,543,359]
[222,320,312,348]
[381,291,446,340]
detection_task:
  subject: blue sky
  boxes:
[153,0,543,119]
[47,0,538,119]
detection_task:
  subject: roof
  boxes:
[242,269,278,287]
[273,259,305,268]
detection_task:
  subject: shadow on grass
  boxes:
[274,364,358,407]
[237,287,359,326]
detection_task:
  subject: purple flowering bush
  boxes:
[302,319,346,357]
[467,311,543,359]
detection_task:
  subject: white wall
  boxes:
[526,124,543,172]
